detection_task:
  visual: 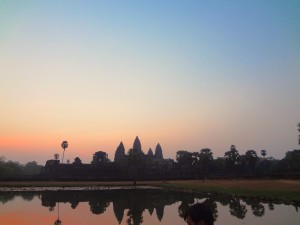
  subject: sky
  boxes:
[0,0,299,165]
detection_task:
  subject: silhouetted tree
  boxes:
[261,150,266,158]
[298,122,300,145]
[213,157,226,176]
[91,151,110,166]
[241,150,258,175]
[61,140,68,163]
[284,150,300,172]
[23,161,42,175]
[128,148,145,184]
[224,145,240,176]
[176,151,193,165]
[197,148,214,179]
[0,160,22,178]
[73,157,82,165]
[176,150,194,178]
[54,154,59,160]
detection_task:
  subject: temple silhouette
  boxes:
[42,136,174,180]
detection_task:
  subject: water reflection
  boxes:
[0,188,299,225]
[54,202,61,225]
[41,189,180,224]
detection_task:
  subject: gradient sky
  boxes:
[0,0,299,164]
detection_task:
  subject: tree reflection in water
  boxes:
[126,209,143,225]
[228,197,247,219]
[268,202,275,210]
[1,188,299,224]
[54,202,61,225]
[244,198,265,217]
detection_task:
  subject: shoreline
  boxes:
[1,179,300,202]
[0,185,161,192]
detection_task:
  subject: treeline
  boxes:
[100,145,300,180]
[1,146,300,180]
[0,156,43,179]
[172,146,300,179]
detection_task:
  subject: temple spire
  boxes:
[133,136,142,151]
[147,148,153,156]
[114,141,126,162]
[155,143,163,160]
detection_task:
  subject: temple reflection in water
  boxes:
[41,189,183,225]
[1,188,299,225]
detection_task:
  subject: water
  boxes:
[0,188,299,225]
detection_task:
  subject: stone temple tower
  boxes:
[114,141,125,162]
[154,143,163,160]
[147,148,154,157]
[133,136,142,151]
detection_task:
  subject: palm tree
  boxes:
[54,154,59,160]
[261,150,266,158]
[298,122,300,145]
[61,141,68,164]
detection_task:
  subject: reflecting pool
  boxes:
[0,187,299,225]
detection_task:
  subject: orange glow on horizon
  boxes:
[0,202,125,225]
[0,134,65,150]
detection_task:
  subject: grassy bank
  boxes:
[154,180,300,201]
[1,179,300,201]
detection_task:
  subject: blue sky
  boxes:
[0,0,299,164]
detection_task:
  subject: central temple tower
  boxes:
[133,136,142,151]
